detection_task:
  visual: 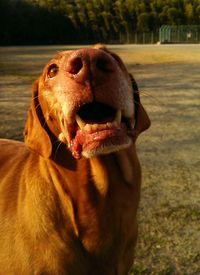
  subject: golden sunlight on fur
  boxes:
[0,45,150,275]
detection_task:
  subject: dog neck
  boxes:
[51,143,140,191]
[44,144,141,254]
[48,143,141,216]
[90,145,140,192]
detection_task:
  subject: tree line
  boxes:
[1,0,200,45]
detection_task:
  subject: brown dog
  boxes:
[0,45,150,275]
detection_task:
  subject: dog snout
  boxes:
[66,56,83,75]
[66,49,116,82]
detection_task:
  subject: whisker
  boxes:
[140,90,164,107]
[52,139,60,146]
[31,95,39,101]
[34,103,41,111]
[41,105,56,128]
[54,141,63,159]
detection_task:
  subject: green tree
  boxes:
[167,7,181,25]
[185,3,194,23]
[196,5,200,23]
[137,12,150,32]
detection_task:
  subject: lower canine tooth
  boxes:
[58,133,65,142]
[115,110,122,125]
[76,115,86,129]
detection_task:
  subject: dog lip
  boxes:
[62,109,134,144]
[70,126,127,159]
[61,102,135,158]
[67,112,135,159]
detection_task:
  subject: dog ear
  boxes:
[135,103,151,136]
[24,80,52,158]
[130,74,151,137]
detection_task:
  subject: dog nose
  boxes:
[66,56,83,75]
[66,49,116,81]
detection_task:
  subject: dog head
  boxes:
[24,45,150,159]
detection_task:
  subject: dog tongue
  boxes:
[69,127,123,159]
[70,128,110,159]
[70,129,85,159]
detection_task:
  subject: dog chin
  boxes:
[81,138,132,158]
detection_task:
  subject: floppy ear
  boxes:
[24,80,52,158]
[135,103,151,135]
[130,74,151,136]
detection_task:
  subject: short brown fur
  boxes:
[0,45,150,275]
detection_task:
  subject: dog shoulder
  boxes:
[0,139,29,163]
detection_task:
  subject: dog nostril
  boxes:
[96,57,113,72]
[68,57,83,75]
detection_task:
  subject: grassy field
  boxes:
[0,44,200,274]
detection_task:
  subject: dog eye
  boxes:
[48,64,59,78]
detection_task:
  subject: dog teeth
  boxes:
[115,110,121,125]
[106,122,113,129]
[84,124,92,132]
[58,132,66,142]
[85,124,107,132]
[76,115,86,129]
[131,121,135,129]
[91,124,99,131]
[76,110,122,133]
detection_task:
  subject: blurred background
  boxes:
[1,0,200,45]
[0,1,200,274]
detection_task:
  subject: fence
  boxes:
[110,31,159,44]
[101,25,200,44]
[159,25,200,44]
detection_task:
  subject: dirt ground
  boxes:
[0,44,200,274]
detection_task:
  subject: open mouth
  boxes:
[76,102,121,129]
[69,102,134,158]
